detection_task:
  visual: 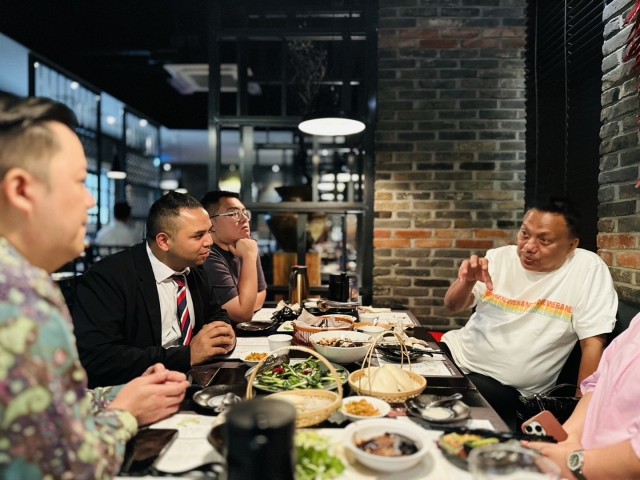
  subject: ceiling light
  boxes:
[106,115,116,125]
[106,155,126,180]
[336,173,351,183]
[139,119,148,127]
[320,193,335,201]
[299,110,365,137]
[175,188,188,194]
[160,179,179,190]
[272,165,280,173]
[163,163,172,172]
[70,81,79,90]
[317,182,335,191]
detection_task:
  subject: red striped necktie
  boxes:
[172,274,193,345]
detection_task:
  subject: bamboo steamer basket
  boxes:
[348,331,426,403]
[246,346,343,428]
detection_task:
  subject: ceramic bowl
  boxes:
[341,396,391,422]
[241,351,270,367]
[309,331,372,364]
[343,418,432,472]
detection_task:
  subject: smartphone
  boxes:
[119,428,178,474]
[521,410,568,442]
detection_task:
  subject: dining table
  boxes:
[115,308,511,479]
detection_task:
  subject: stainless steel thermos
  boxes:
[289,265,309,305]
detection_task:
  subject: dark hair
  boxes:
[530,196,583,238]
[0,93,78,182]
[146,191,203,241]
[113,202,132,221]
[200,190,240,215]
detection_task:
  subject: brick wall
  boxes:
[374,0,527,328]
[597,0,640,303]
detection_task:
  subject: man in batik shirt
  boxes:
[0,94,189,478]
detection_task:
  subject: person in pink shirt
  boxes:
[527,313,640,479]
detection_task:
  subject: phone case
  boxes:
[119,428,178,474]
[521,410,568,442]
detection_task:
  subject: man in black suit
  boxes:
[73,192,236,388]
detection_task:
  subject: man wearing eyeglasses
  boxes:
[201,191,267,324]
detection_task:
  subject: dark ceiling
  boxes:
[0,0,371,130]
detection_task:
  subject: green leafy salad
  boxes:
[254,357,347,391]
[295,431,345,480]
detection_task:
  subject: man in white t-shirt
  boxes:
[441,198,617,430]
[94,202,137,255]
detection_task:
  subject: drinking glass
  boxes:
[468,442,561,480]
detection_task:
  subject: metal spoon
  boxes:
[424,393,463,409]
[214,392,240,413]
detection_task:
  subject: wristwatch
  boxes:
[567,449,586,480]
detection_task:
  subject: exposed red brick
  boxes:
[482,28,525,38]
[441,28,480,39]
[501,38,526,48]
[418,39,459,49]
[434,229,473,238]
[598,250,613,266]
[374,229,391,238]
[374,238,411,248]
[455,239,494,249]
[461,38,498,48]
[474,229,510,238]
[375,191,393,200]
[395,229,433,238]
[398,29,438,39]
[596,234,636,249]
[616,252,640,269]
[415,239,452,248]
[379,37,418,49]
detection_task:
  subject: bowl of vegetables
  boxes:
[309,331,372,364]
[341,396,391,422]
[245,356,348,393]
[246,346,346,427]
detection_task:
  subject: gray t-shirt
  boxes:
[203,243,267,306]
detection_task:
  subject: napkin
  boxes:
[360,306,392,313]
[293,309,351,328]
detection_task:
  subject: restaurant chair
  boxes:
[555,299,640,392]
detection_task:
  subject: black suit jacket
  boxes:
[72,242,230,388]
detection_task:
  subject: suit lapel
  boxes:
[186,269,204,329]
[134,243,163,345]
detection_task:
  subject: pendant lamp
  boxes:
[298,109,365,137]
[106,154,126,179]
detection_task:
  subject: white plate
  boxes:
[341,396,391,422]
[277,320,294,332]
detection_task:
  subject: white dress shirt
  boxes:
[146,243,196,348]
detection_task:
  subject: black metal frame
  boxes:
[205,0,377,304]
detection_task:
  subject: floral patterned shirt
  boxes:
[0,237,138,479]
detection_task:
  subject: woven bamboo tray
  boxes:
[246,346,342,427]
[292,315,355,347]
[348,331,426,403]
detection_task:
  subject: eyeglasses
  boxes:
[210,209,252,222]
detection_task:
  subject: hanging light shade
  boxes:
[298,110,365,136]
[106,154,126,179]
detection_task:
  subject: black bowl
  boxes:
[236,321,280,336]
